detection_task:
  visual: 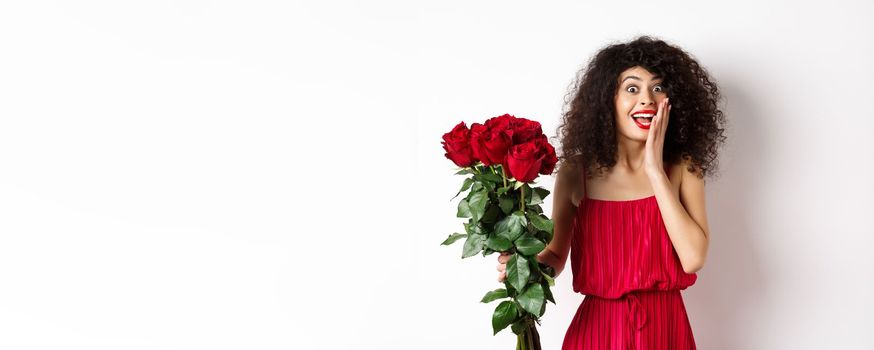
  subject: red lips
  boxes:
[631,109,655,130]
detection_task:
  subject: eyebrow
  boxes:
[621,75,663,83]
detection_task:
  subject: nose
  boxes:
[639,93,655,106]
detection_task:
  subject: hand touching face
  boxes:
[644,97,671,176]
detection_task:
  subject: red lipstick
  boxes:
[633,117,651,129]
[631,109,657,115]
[630,110,656,130]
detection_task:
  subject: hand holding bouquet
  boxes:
[440,113,558,350]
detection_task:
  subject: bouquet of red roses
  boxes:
[440,113,558,350]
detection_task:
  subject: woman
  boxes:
[497,35,726,349]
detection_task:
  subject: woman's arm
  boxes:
[535,162,581,278]
[649,157,711,274]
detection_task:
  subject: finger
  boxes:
[666,101,671,125]
[657,98,665,123]
[663,98,670,127]
[655,99,666,134]
[662,103,669,136]
[646,111,656,143]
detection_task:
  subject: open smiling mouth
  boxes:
[631,113,654,129]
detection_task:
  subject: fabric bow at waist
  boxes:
[624,292,648,350]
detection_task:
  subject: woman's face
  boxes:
[613,66,668,142]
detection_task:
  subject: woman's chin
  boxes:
[619,132,648,143]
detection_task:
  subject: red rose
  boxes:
[536,136,558,175]
[484,114,515,137]
[504,140,545,183]
[470,122,512,166]
[441,122,476,167]
[509,117,543,145]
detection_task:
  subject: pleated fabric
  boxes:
[562,186,698,349]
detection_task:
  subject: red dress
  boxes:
[562,182,698,349]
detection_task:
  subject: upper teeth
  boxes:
[633,114,654,118]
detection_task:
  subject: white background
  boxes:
[1,1,872,349]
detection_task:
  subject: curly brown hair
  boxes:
[553,35,726,180]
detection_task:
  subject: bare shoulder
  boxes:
[678,156,707,210]
[678,156,705,187]
[556,159,584,207]
[678,155,711,238]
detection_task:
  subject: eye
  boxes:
[626,86,638,93]
[653,84,664,92]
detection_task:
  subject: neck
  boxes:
[615,135,646,172]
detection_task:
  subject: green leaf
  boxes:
[495,211,527,243]
[492,301,518,335]
[533,187,550,201]
[455,168,475,175]
[517,284,545,317]
[506,254,530,292]
[480,288,508,303]
[482,204,501,224]
[541,269,555,287]
[471,181,483,193]
[480,179,495,193]
[511,319,527,335]
[536,229,553,246]
[468,190,489,224]
[440,232,467,246]
[477,172,503,183]
[452,178,474,200]
[515,234,546,256]
[514,211,529,227]
[498,197,514,215]
[529,214,554,234]
[527,187,544,205]
[485,235,512,251]
[542,282,555,304]
[463,222,483,235]
[457,198,471,218]
[496,186,510,197]
[513,180,525,190]
[526,205,544,215]
[461,234,485,258]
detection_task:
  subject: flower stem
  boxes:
[520,186,526,214]
[500,165,508,188]
[527,326,535,350]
